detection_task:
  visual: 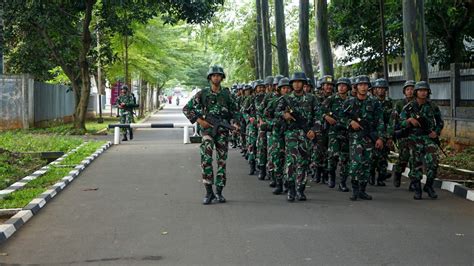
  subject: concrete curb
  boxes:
[387,163,473,202]
[0,141,112,244]
[0,142,88,199]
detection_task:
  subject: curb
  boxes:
[387,163,473,202]
[0,143,88,199]
[0,141,112,244]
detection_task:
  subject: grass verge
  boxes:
[60,141,106,166]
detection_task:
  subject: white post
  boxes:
[114,127,120,145]
[193,123,199,136]
[183,125,190,144]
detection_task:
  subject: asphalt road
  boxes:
[0,104,473,266]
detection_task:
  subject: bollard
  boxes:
[114,127,120,145]
[183,125,190,144]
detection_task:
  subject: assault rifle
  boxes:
[348,102,378,143]
[411,106,447,157]
[204,114,241,138]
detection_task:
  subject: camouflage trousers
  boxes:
[327,133,349,178]
[309,131,328,174]
[268,129,285,181]
[246,122,258,162]
[200,132,229,187]
[393,138,411,175]
[256,128,267,167]
[119,111,133,134]
[284,129,309,185]
[408,136,438,181]
[240,120,247,149]
[349,136,374,183]
[372,146,390,178]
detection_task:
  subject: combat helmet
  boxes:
[273,75,284,86]
[336,77,351,87]
[402,80,416,93]
[253,79,265,90]
[207,65,226,80]
[414,81,431,94]
[307,78,315,88]
[355,75,371,86]
[290,72,308,85]
[373,78,389,89]
[320,75,335,86]
[264,76,274,86]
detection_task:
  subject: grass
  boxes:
[0,131,83,153]
[440,146,474,171]
[0,188,46,209]
[60,141,106,166]
[0,151,46,190]
[25,167,73,189]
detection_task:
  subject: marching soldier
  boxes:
[182,65,240,205]
[370,78,394,186]
[244,80,264,175]
[115,85,136,141]
[240,84,253,158]
[312,75,334,185]
[392,80,415,188]
[399,81,444,200]
[317,77,352,192]
[342,75,385,201]
[255,76,274,180]
[276,72,318,202]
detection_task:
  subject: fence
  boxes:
[388,64,474,146]
[34,82,75,125]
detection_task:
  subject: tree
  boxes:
[315,0,333,76]
[4,0,223,131]
[261,0,272,76]
[256,0,264,79]
[274,0,289,77]
[403,0,428,81]
[299,0,314,79]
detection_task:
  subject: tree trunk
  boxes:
[403,0,428,81]
[299,0,314,79]
[73,0,95,131]
[315,0,333,76]
[254,37,260,79]
[261,0,272,77]
[139,79,147,117]
[274,0,289,77]
[124,34,131,88]
[256,0,264,79]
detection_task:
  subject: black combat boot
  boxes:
[358,182,373,200]
[268,172,276,187]
[393,172,402,187]
[369,169,376,185]
[249,160,256,175]
[384,172,392,180]
[328,170,336,188]
[287,181,296,202]
[376,172,386,187]
[215,186,226,203]
[122,133,128,141]
[283,180,289,193]
[203,184,216,205]
[313,168,322,183]
[423,179,438,199]
[322,170,329,185]
[338,176,349,192]
[257,165,266,180]
[413,181,422,200]
[408,180,415,191]
[296,184,307,201]
[350,180,359,201]
[129,129,133,140]
[273,179,283,195]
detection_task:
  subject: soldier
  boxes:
[312,75,334,185]
[342,75,385,201]
[276,72,317,202]
[115,85,136,141]
[392,80,415,188]
[182,65,240,205]
[244,80,264,175]
[303,78,314,94]
[317,77,351,192]
[255,76,273,180]
[239,84,253,158]
[350,77,357,97]
[399,81,444,200]
[230,85,244,149]
[370,78,394,186]
[263,75,285,188]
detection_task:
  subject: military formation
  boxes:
[183,66,444,205]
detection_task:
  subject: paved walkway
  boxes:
[0,104,473,265]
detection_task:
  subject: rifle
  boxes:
[283,97,310,131]
[204,114,242,138]
[410,105,447,157]
[348,101,378,143]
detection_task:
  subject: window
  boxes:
[394,63,398,72]
[399,63,403,71]
[389,64,392,72]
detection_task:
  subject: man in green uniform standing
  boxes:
[392,80,415,188]
[399,81,444,200]
[317,77,352,192]
[342,75,385,201]
[370,78,394,186]
[115,85,137,141]
[255,76,274,180]
[183,66,240,205]
[244,80,264,175]
[276,72,318,202]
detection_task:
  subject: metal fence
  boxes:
[0,75,34,129]
[34,82,74,123]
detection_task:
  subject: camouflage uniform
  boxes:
[275,72,317,201]
[243,82,262,174]
[255,91,268,179]
[342,75,385,200]
[399,81,444,199]
[115,92,136,140]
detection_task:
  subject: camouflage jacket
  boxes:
[316,93,349,135]
[376,97,394,138]
[342,96,385,142]
[115,94,136,115]
[263,93,284,130]
[399,100,444,137]
[275,91,318,131]
[183,87,240,135]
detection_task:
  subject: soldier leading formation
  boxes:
[183,66,444,205]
